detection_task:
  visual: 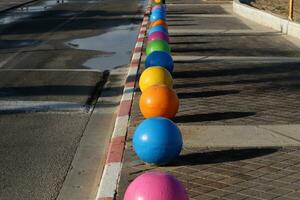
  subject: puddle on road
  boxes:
[66,24,140,71]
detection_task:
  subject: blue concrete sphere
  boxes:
[133,117,182,165]
[148,25,168,36]
[152,8,166,14]
[145,51,174,73]
[150,11,166,22]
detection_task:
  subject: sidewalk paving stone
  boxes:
[115,0,300,199]
[117,146,300,199]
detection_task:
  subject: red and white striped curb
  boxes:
[95,3,151,200]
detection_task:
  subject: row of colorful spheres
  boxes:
[124,0,189,200]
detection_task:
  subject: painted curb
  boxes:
[233,0,300,39]
[95,2,151,200]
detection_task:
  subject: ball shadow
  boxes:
[168,148,279,166]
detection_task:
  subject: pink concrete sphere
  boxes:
[147,31,170,43]
[124,171,189,200]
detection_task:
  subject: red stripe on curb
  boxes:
[137,38,144,42]
[134,47,142,52]
[106,136,126,163]
[125,81,135,88]
[131,59,140,66]
[130,63,139,68]
[118,100,132,117]
[140,30,146,35]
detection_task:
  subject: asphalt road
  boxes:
[0,0,145,200]
[0,0,38,12]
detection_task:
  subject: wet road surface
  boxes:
[0,0,145,199]
[0,0,38,12]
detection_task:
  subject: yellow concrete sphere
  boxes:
[139,66,173,92]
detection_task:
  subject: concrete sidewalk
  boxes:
[116,0,300,199]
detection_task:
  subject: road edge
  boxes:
[95,2,151,200]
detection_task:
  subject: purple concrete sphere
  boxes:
[147,31,170,43]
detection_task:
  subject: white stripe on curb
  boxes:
[138,33,144,38]
[128,66,139,76]
[97,163,123,198]
[122,89,135,102]
[132,52,142,60]
[135,42,144,48]
[112,116,130,138]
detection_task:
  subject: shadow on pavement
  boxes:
[168,23,200,27]
[177,90,240,99]
[170,41,211,45]
[173,112,256,123]
[0,85,97,96]
[172,62,300,78]
[170,32,282,37]
[173,75,300,89]
[240,0,255,3]
[0,39,43,49]
[169,148,279,166]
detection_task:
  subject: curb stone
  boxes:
[94,2,151,200]
[233,0,300,40]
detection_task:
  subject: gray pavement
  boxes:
[0,112,90,200]
[117,0,300,199]
[0,0,145,200]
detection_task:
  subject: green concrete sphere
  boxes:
[146,40,171,55]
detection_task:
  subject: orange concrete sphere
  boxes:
[149,19,168,29]
[139,84,179,118]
